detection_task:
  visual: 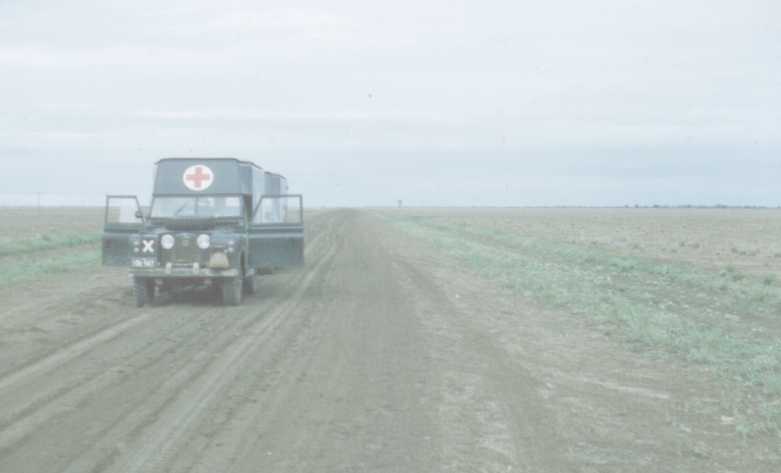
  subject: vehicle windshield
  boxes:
[150,196,243,219]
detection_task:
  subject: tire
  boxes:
[244,273,258,295]
[221,277,243,306]
[146,280,156,305]
[134,277,152,308]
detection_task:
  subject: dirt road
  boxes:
[0,210,774,472]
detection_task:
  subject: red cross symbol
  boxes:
[183,165,213,191]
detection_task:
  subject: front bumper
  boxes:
[130,266,240,279]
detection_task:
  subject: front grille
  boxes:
[166,234,205,264]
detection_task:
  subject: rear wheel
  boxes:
[221,277,243,306]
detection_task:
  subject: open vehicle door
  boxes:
[249,195,304,269]
[103,195,144,266]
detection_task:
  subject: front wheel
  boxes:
[244,273,258,295]
[133,277,154,308]
[221,277,243,306]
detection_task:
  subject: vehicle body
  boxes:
[102,158,304,306]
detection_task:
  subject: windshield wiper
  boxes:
[173,201,194,217]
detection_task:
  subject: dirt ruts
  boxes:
[0,210,775,472]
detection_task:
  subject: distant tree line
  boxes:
[624,204,781,209]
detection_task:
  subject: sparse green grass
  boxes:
[391,214,781,435]
[0,232,101,257]
[0,249,101,286]
[0,209,104,286]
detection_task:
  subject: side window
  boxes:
[106,196,143,225]
[253,196,302,224]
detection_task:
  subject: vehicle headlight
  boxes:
[197,234,211,250]
[161,234,175,250]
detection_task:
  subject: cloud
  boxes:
[0,0,779,204]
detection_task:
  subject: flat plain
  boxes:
[0,207,779,472]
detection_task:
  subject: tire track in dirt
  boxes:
[0,210,335,393]
[189,211,437,473]
[0,282,118,325]
[0,309,157,392]
[105,228,341,473]
[382,211,770,472]
[171,240,342,473]
[0,305,242,456]
[0,209,574,472]
[387,217,569,473]
[0,211,339,473]
[53,212,341,473]
[1,208,771,472]
[2,210,572,472]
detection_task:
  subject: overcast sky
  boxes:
[1,0,779,206]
